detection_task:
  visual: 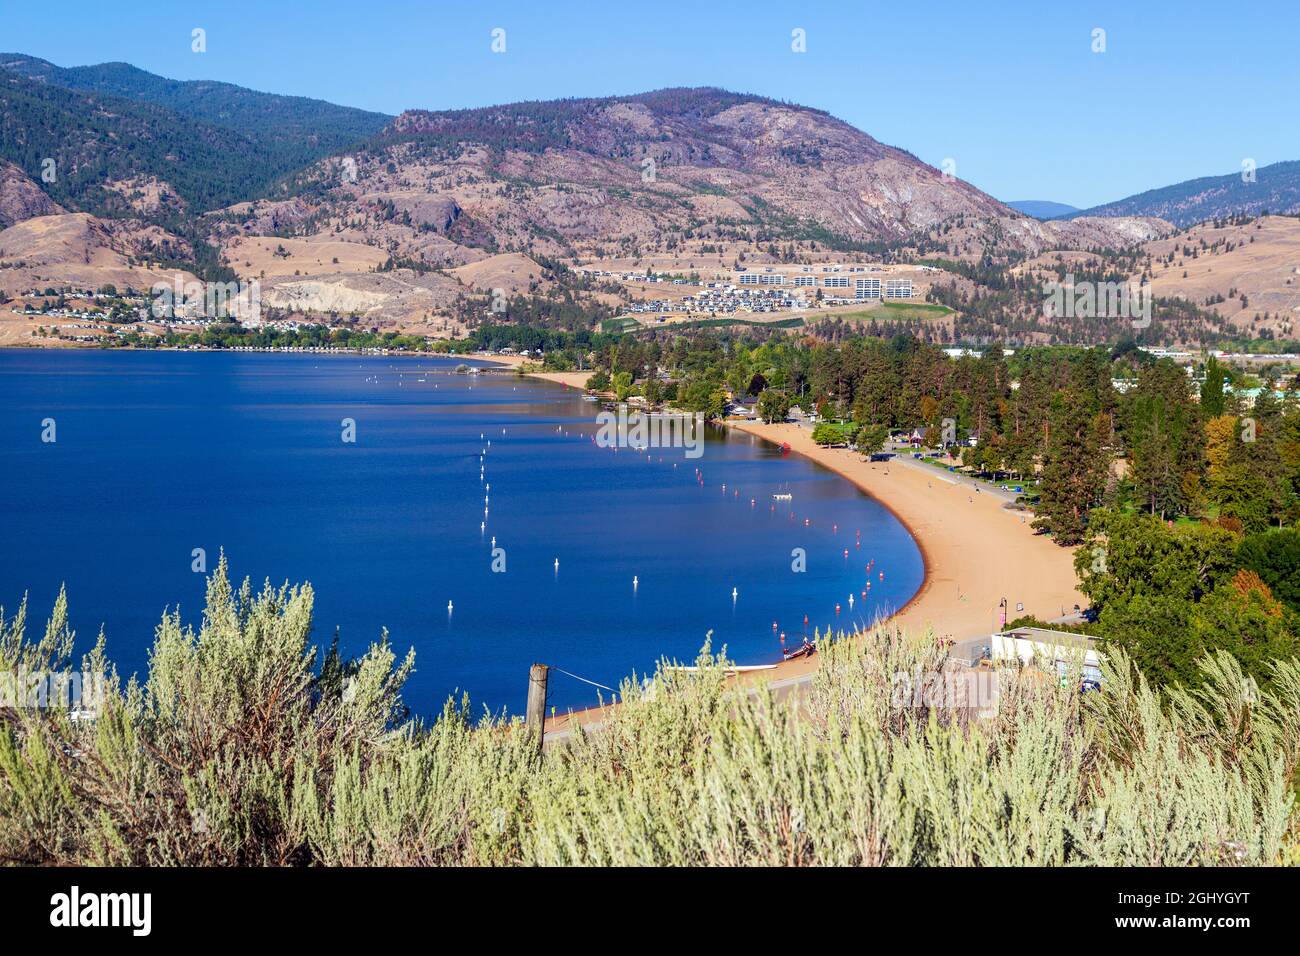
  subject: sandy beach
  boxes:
[728,422,1085,642]
[471,351,592,390]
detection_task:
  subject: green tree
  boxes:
[1237,529,1300,614]
[1075,508,1238,612]
[1125,361,1202,520]
[1200,355,1227,417]
[1032,392,1108,545]
[756,389,791,424]
[855,423,889,457]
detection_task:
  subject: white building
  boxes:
[991,627,1103,685]
[855,278,882,300]
[884,279,914,299]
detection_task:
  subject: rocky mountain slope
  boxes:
[0,160,64,228]
[298,88,1163,259]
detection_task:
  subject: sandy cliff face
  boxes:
[0,162,65,229]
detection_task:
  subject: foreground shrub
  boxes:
[1,559,1297,866]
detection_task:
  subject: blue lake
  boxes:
[0,349,923,714]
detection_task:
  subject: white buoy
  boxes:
[447,601,454,613]
[732,587,738,600]
[491,536,496,547]
[633,576,639,588]
[554,558,560,570]
[480,521,485,531]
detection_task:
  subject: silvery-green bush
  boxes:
[1,558,1296,866]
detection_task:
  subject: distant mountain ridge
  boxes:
[1073,160,1300,227]
[0,54,391,149]
[1007,200,1078,219]
[0,54,391,222]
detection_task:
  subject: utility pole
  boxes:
[526,663,549,753]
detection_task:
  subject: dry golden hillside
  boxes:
[1139,215,1300,338]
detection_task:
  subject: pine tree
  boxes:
[1032,390,1107,544]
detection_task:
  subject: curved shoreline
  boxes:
[731,422,934,627]
[475,354,1085,709]
[728,421,1085,640]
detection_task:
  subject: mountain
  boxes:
[0,55,391,223]
[0,70,288,220]
[0,62,1172,324]
[1006,200,1078,219]
[0,54,391,168]
[1072,160,1300,227]
[262,87,1164,262]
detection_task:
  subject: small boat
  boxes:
[781,639,817,662]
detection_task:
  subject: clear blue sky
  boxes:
[4,0,1297,208]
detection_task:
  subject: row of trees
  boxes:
[582,330,1300,543]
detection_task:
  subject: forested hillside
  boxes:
[0,53,391,174]
[0,71,289,219]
